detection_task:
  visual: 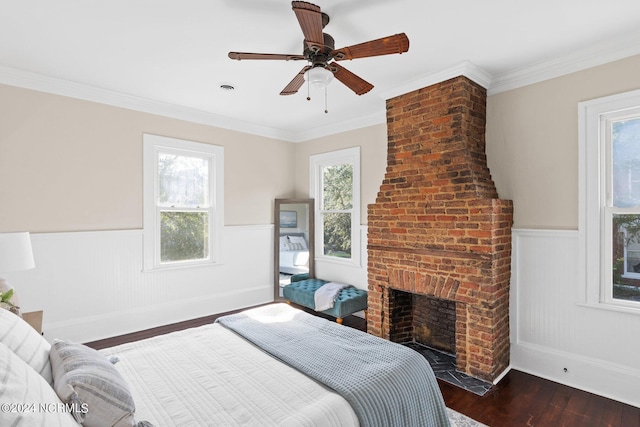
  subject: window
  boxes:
[579,89,640,311]
[310,147,360,266]
[143,134,223,270]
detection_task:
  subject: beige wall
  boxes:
[293,123,388,225]
[486,54,640,229]
[3,53,639,233]
[0,84,294,232]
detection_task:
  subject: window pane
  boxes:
[323,213,351,258]
[160,211,209,262]
[322,164,353,210]
[612,118,640,207]
[158,153,209,207]
[612,213,640,302]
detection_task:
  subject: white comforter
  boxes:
[280,249,310,274]
[100,323,359,427]
[280,250,309,266]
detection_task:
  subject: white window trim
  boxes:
[143,134,224,271]
[309,147,361,267]
[578,88,640,313]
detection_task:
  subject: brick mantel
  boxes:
[367,76,513,382]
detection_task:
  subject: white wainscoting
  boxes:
[7,226,640,407]
[511,229,640,408]
[4,225,274,344]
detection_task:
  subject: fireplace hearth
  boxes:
[367,76,513,382]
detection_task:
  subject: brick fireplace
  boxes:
[367,76,513,382]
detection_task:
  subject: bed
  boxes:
[0,303,451,427]
[279,233,310,274]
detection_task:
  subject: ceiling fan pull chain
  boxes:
[307,77,311,101]
[324,86,328,114]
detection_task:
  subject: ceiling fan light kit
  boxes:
[304,66,334,89]
[228,1,409,113]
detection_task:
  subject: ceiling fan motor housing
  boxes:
[303,33,335,67]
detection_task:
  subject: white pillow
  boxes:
[50,339,152,427]
[0,341,78,427]
[288,235,308,250]
[284,242,304,251]
[279,235,290,251]
[0,307,53,384]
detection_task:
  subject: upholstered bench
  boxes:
[283,278,368,324]
[290,273,310,282]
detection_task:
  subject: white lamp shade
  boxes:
[304,67,334,89]
[0,232,35,273]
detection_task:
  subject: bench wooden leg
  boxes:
[336,317,343,324]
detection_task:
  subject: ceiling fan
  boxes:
[228,1,409,98]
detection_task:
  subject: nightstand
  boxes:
[22,310,43,335]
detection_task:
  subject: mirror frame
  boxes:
[274,198,315,301]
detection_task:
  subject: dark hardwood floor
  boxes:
[440,369,640,427]
[86,304,640,427]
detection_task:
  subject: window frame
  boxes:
[309,147,361,267]
[579,89,640,312]
[143,134,224,271]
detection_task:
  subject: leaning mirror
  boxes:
[274,199,314,301]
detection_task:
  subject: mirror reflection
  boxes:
[274,199,314,300]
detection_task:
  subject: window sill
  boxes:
[576,301,640,316]
[315,256,361,268]
[143,260,222,273]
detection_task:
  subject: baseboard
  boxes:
[512,341,640,408]
[492,365,511,385]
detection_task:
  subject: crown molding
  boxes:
[0,65,295,142]
[295,61,491,143]
[380,61,493,101]
[2,32,640,142]
[292,108,386,143]
[488,33,640,95]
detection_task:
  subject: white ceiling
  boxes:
[1,0,640,142]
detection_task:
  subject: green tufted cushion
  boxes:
[283,279,368,318]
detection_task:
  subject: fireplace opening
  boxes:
[388,290,456,356]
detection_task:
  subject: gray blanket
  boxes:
[216,303,451,427]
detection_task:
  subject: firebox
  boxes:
[387,290,457,355]
[367,76,513,382]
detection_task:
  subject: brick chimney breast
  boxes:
[367,76,513,382]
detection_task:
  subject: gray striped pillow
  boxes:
[0,341,78,427]
[0,307,53,384]
[50,339,152,427]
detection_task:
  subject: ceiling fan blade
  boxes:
[291,1,324,50]
[330,63,373,96]
[333,33,409,61]
[280,66,312,96]
[229,52,306,61]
